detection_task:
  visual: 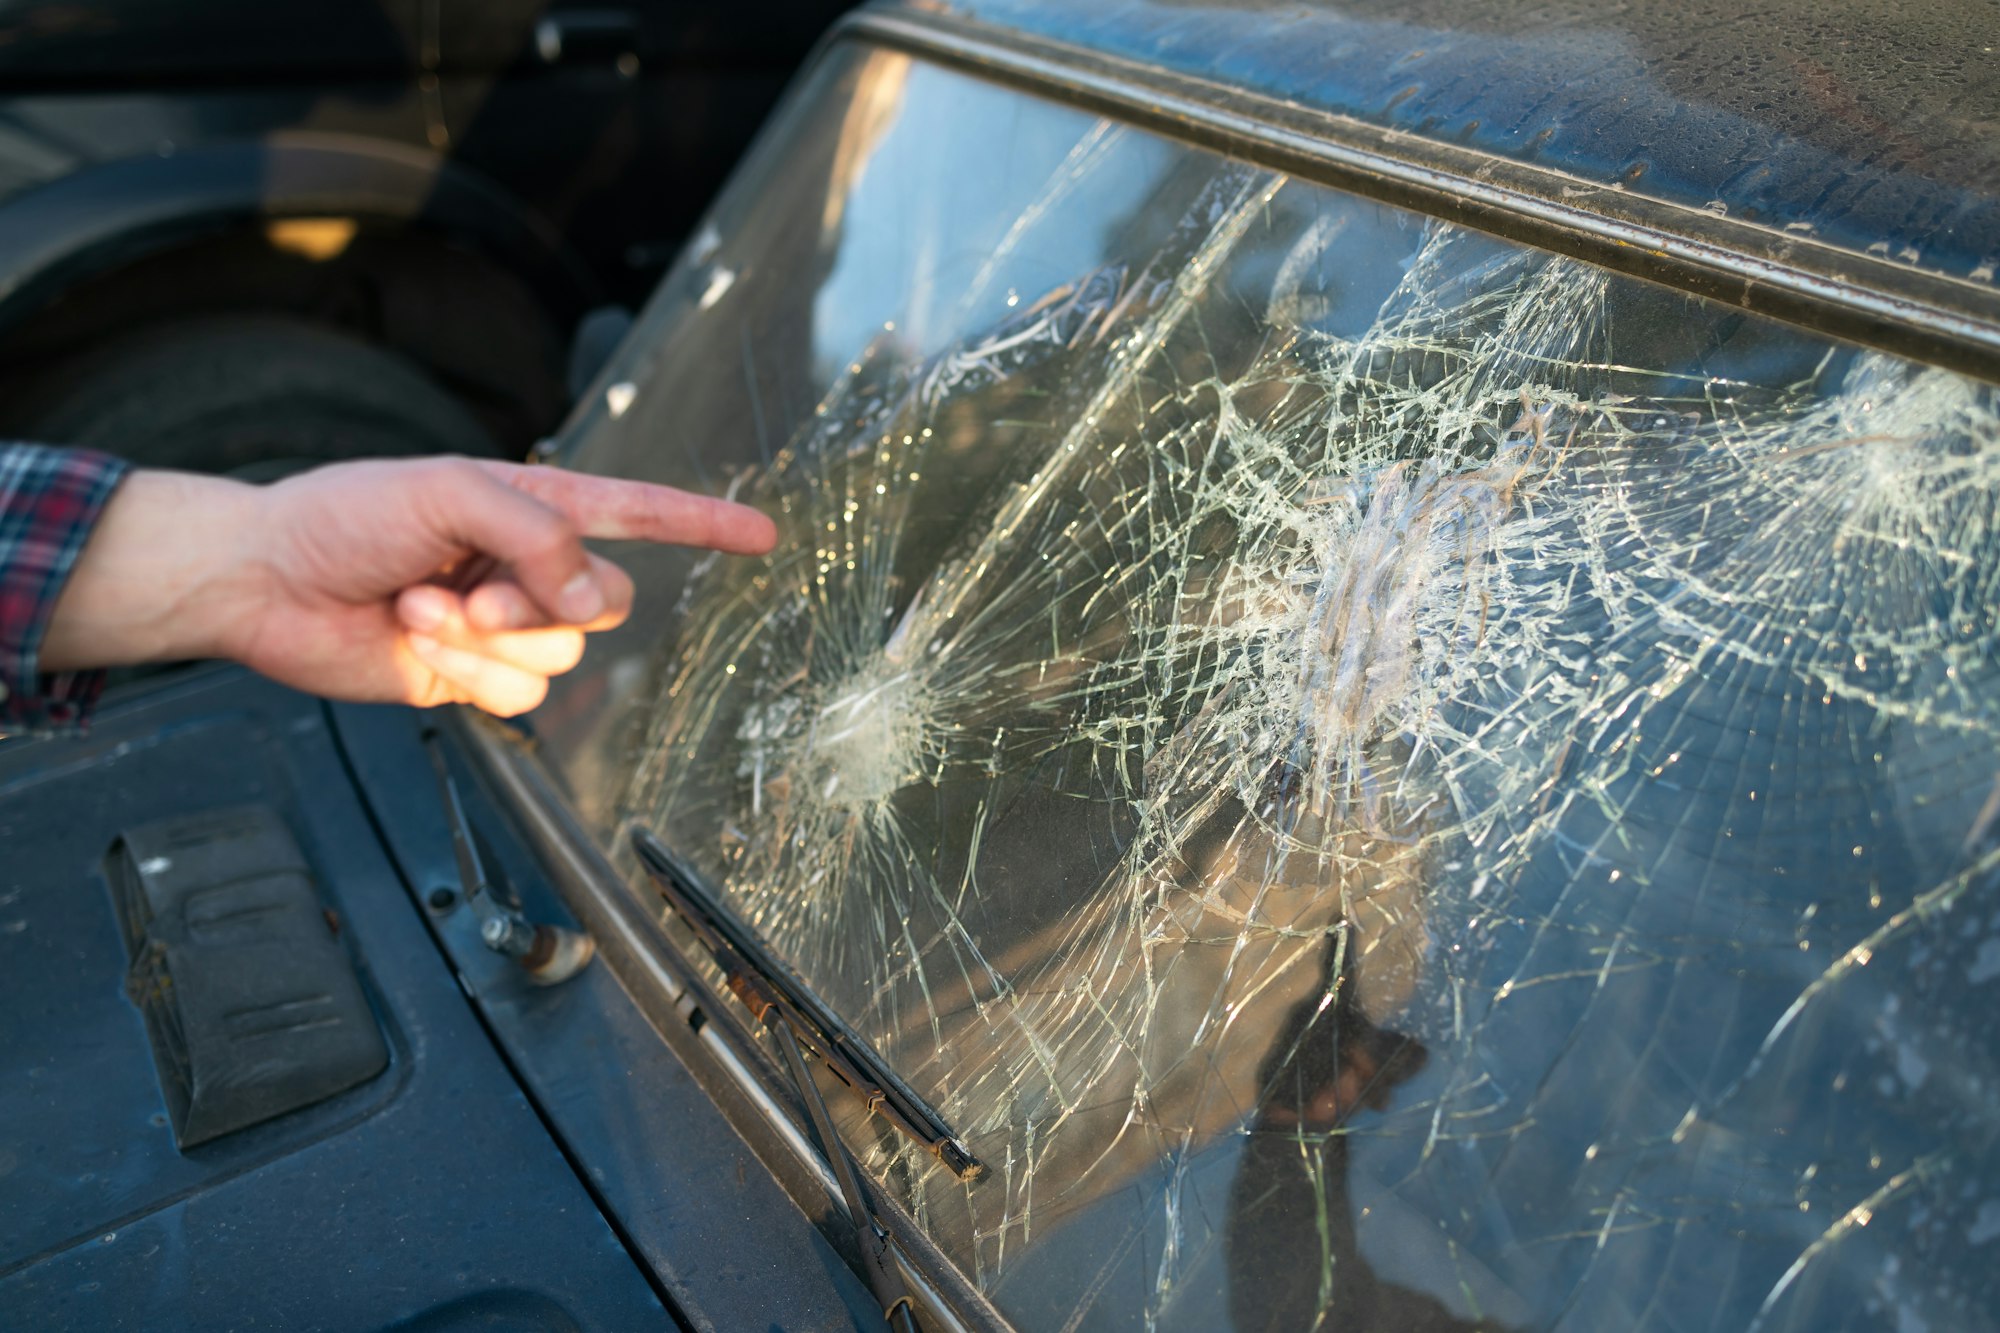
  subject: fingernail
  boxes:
[558,572,604,623]
[403,590,447,632]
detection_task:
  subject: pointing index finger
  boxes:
[478,461,778,555]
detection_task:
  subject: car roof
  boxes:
[858,0,2000,379]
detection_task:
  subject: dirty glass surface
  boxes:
[534,43,2000,1333]
[930,0,2000,287]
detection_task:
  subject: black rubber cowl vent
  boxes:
[105,806,389,1149]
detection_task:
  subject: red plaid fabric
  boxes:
[0,444,130,734]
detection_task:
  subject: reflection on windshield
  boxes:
[550,47,2000,1333]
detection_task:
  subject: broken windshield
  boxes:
[533,44,2000,1333]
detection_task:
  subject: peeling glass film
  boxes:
[539,47,2000,1333]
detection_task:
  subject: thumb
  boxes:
[419,461,608,623]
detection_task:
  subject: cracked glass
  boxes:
[533,44,2000,1333]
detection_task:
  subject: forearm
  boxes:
[0,444,136,730]
[39,469,263,672]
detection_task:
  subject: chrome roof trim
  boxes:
[842,7,2000,384]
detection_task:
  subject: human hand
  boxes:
[39,456,777,715]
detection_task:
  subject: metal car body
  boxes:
[3,2,1998,1330]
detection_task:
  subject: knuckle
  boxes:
[422,456,477,489]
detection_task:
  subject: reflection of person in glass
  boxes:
[1226,933,1494,1333]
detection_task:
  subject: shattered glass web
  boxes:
[598,78,2000,1333]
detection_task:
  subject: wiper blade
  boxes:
[632,830,986,1183]
[634,832,983,1332]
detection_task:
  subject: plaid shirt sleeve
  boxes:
[0,444,131,735]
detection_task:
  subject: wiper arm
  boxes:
[773,1009,921,1333]
[633,832,984,1332]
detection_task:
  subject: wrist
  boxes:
[39,469,267,672]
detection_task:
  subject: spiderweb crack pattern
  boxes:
[618,165,2000,1332]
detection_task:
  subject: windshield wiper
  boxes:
[632,830,984,1181]
[632,831,983,1327]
